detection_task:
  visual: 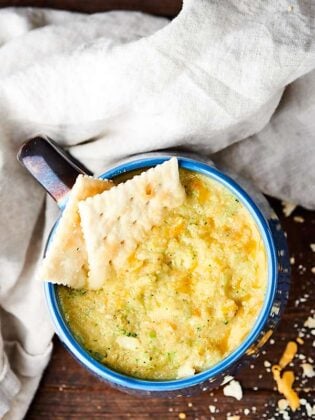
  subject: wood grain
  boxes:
[25,197,315,419]
[0,0,182,17]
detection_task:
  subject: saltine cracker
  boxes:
[79,158,185,289]
[40,175,113,288]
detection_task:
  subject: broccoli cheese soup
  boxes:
[58,169,267,380]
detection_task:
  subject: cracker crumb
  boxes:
[282,201,296,217]
[296,337,304,345]
[310,243,315,252]
[276,400,291,420]
[293,216,304,223]
[188,402,193,407]
[264,361,271,368]
[270,339,275,345]
[311,267,315,274]
[278,399,289,411]
[179,413,186,419]
[298,265,306,274]
[301,363,315,378]
[290,257,295,265]
[300,398,315,417]
[304,316,315,329]
[223,379,243,401]
[244,408,250,415]
[209,405,216,413]
[221,375,234,385]
[226,416,240,420]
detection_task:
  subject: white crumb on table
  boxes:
[223,380,243,401]
[293,216,304,223]
[304,316,315,329]
[301,363,315,378]
[221,375,234,385]
[209,405,216,413]
[281,201,296,217]
[300,398,315,417]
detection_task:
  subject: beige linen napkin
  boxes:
[0,1,314,418]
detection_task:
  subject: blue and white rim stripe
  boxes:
[44,156,278,392]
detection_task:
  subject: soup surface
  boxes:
[58,169,267,380]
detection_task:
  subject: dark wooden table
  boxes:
[0,0,181,17]
[2,1,313,418]
[25,197,314,419]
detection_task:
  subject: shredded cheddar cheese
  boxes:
[279,341,298,369]
[272,341,300,411]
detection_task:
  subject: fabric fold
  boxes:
[4,341,53,379]
[0,354,21,419]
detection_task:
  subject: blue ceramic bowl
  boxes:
[44,156,290,396]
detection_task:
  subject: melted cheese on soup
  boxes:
[58,169,267,380]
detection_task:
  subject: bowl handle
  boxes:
[17,137,92,208]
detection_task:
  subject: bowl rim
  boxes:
[44,156,278,391]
